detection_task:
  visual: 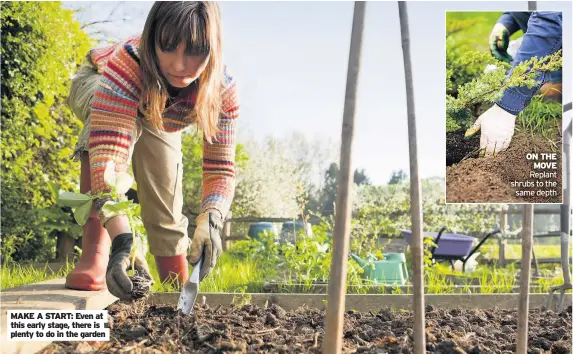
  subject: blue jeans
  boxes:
[496,12,562,114]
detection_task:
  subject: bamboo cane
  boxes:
[323,2,366,353]
[398,2,425,353]
[517,2,536,352]
[517,205,534,354]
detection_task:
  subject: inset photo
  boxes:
[445,11,564,203]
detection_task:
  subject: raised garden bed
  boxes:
[6,278,571,353]
[42,299,572,354]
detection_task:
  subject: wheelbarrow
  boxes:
[401,227,501,272]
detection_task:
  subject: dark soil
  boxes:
[446,130,480,166]
[446,121,562,203]
[41,302,572,354]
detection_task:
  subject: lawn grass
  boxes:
[1,251,266,293]
[1,261,75,290]
[516,95,562,152]
[480,243,571,260]
[146,251,266,293]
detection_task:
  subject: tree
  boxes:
[1,1,92,262]
[315,162,372,217]
[284,132,338,185]
[278,132,339,215]
[318,162,339,216]
[65,2,133,45]
[353,168,370,186]
[231,137,307,218]
[353,177,503,238]
[226,133,338,220]
[388,169,408,185]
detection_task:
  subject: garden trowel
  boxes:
[177,257,203,315]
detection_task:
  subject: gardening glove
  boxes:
[489,23,513,63]
[465,104,517,157]
[106,233,154,300]
[188,211,223,282]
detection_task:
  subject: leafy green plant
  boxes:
[227,231,281,277]
[231,285,252,306]
[30,182,84,261]
[447,51,506,100]
[55,162,146,275]
[280,219,365,288]
[391,285,403,295]
[281,233,332,286]
[1,1,92,262]
[423,236,438,268]
[446,14,506,97]
[404,236,439,278]
[350,215,388,258]
[227,238,261,260]
[447,51,562,133]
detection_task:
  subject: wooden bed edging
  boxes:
[146,292,571,312]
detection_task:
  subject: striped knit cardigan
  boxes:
[86,35,239,223]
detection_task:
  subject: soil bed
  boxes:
[446,130,480,167]
[42,302,571,354]
[446,121,562,203]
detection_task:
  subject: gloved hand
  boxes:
[489,23,513,63]
[465,104,517,157]
[106,233,153,300]
[188,211,223,281]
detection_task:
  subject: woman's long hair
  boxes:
[139,1,223,142]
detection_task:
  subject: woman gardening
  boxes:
[65,1,239,300]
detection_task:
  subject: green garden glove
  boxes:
[106,233,153,300]
[489,23,513,63]
[188,211,223,281]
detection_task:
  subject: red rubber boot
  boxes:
[154,255,189,289]
[65,154,110,291]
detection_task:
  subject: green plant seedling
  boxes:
[56,161,148,290]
